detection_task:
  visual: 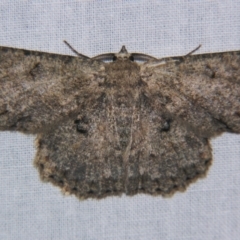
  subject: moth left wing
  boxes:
[0,46,104,134]
[34,112,126,199]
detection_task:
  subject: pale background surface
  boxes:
[0,1,240,239]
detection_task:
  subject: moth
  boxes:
[0,42,239,200]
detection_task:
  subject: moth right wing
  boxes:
[125,50,240,196]
[0,46,105,134]
[141,51,240,138]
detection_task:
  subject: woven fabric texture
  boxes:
[0,1,240,239]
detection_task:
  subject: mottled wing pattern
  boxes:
[128,51,240,195]
[0,46,104,133]
[144,51,240,137]
[35,115,127,199]
[34,60,141,199]
[177,52,240,134]
[35,52,240,199]
[126,107,212,196]
[1,46,239,199]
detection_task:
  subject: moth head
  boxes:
[113,46,134,61]
[114,46,158,62]
[92,45,134,62]
[91,45,157,63]
[63,41,158,63]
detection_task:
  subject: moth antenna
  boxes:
[185,44,202,56]
[63,40,90,59]
[131,53,158,61]
[91,53,116,61]
[169,44,202,63]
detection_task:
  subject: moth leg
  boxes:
[143,59,179,68]
[142,45,202,69]
[63,40,90,60]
